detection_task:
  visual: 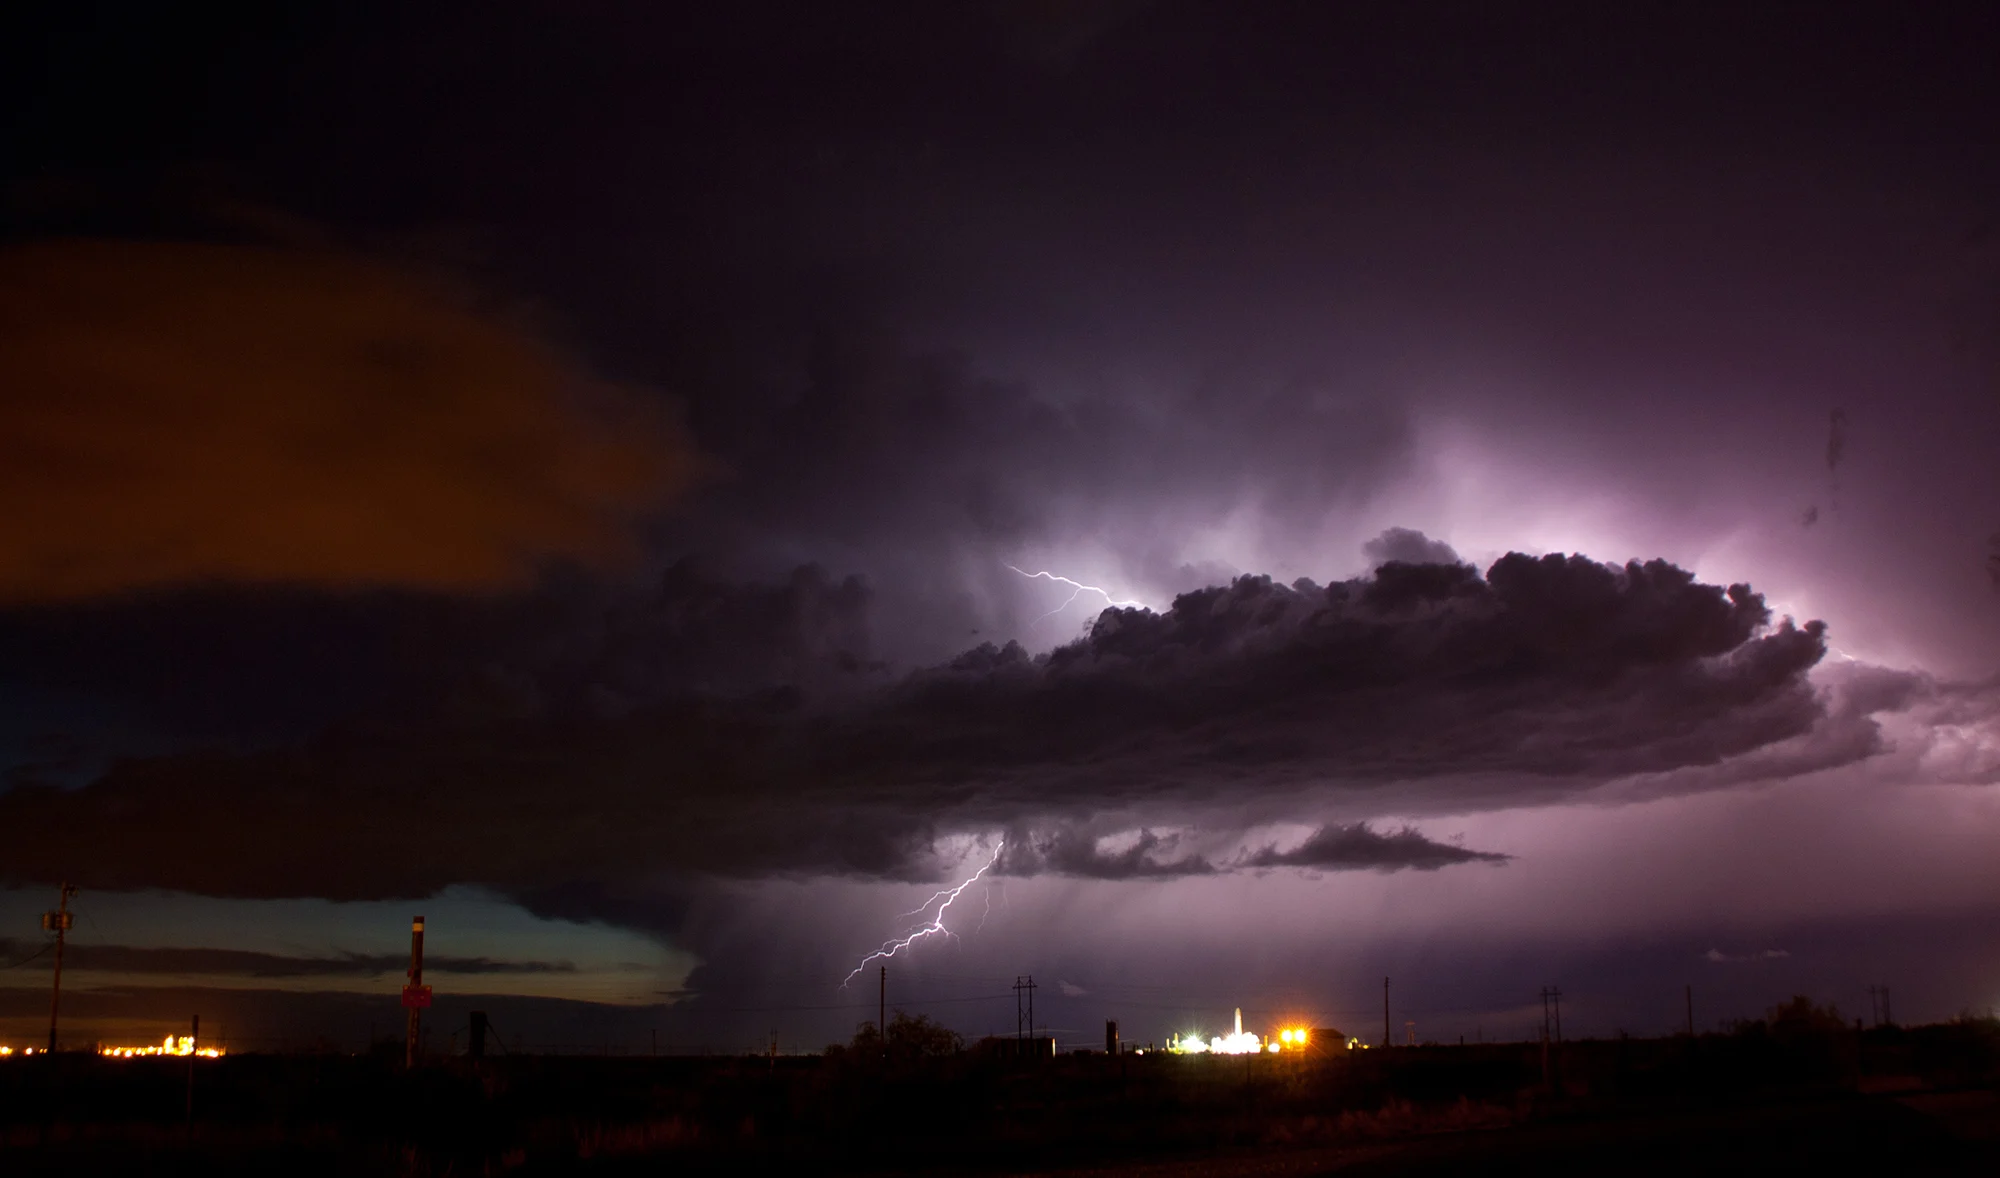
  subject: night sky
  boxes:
[3,2,1999,1053]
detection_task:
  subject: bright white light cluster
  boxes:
[1172,1029,1265,1055]
[1168,1008,1294,1055]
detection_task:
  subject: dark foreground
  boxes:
[4,1023,1998,1175]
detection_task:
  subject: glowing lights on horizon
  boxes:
[1164,1012,1321,1056]
[1168,1007,1295,1055]
[97,1035,224,1059]
[1169,1029,1264,1055]
[843,841,1004,987]
[0,1039,227,1059]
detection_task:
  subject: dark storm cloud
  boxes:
[0,239,691,603]
[1609,662,2000,804]
[997,827,1214,879]
[1361,528,1461,568]
[0,939,577,978]
[0,558,879,795]
[1239,824,1508,872]
[1590,659,1934,802]
[989,820,1508,879]
[1898,676,2000,786]
[429,559,881,721]
[675,332,1414,662]
[0,553,1865,914]
[991,0,1155,68]
[852,554,1827,812]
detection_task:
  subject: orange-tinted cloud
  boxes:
[0,239,692,602]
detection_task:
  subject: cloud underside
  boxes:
[998,823,1508,879]
[0,552,1853,911]
[0,939,577,978]
[1704,948,1791,963]
[0,239,691,603]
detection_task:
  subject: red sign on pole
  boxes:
[401,985,433,1009]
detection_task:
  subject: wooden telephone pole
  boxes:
[186,1014,199,1126]
[44,883,77,1053]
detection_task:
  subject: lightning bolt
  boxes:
[843,841,1004,987]
[897,884,965,920]
[1007,565,1151,626]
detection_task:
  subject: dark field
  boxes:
[4,1023,1998,1175]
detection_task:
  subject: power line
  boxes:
[721,991,1013,1013]
[0,939,55,970]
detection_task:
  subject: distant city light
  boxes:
[98,1034,223,1059]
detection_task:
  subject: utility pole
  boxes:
[1540,989,1549,1087]
[1540,986,1565,1088]
[186,1014,199,1127]
[1881,986,1892,1027]
[1540,985,1563,1091]
[1013,975,1038,1047]
[1685,984,1695,1038]
[878,965,887,1056]
[402,916,428,1069]
[1383,976,1390,1048]
[43,883,77,1053]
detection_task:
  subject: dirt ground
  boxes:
[1003,1090,2000,1178]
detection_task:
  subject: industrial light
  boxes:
[1168,1008,1265,1055]
[97,1034,223,1059]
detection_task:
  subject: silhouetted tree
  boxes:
[838,1012,963,1060]
[1764,995,1849,1039]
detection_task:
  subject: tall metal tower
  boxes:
[401,915,431,1068]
